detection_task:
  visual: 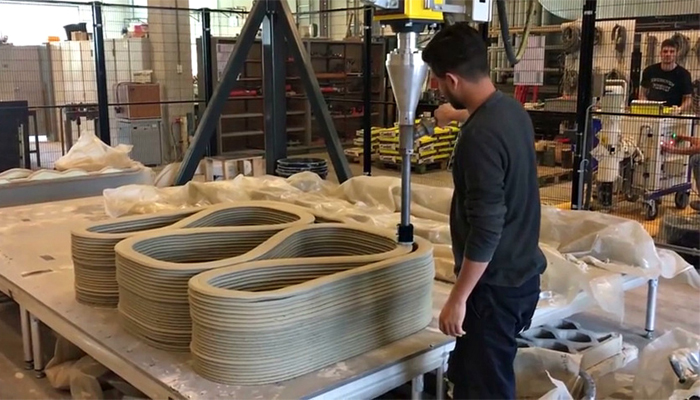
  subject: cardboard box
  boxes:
[204,156,264,181]
[115,83,162,119]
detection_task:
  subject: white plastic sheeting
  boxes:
[103,171,697,319]
[633,328,700,399]
[55,131,141,172]
[514,348,583,400]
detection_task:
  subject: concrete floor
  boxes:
[0,301,69,400]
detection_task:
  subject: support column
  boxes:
[263,1,288,174]
[30,314,44,378]
[645,278,659,338]
[570,0,597,210]
[362,6,373,175]
[200,8,216,156]
[411,374,424,400]
[92,1,111,145]
[20,306,33,370]
[435,362,445,400]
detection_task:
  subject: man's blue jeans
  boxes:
[447,274,540,399]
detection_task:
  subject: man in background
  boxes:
[663,136,700,211]
[422,23,546,399]
[640,38,693,112]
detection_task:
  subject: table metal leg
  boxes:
[644,278,658,339]
[435,362,445,400]
[19,306,33,370]
[411,374,424,400]
[29,313,45,378]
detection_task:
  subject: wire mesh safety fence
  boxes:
[576,0,700,261]
[486,0,584,207]
[0,0,698,258]
[0,0,376,169]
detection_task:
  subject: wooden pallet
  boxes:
[538,167,573,187]
[377,160,448,174]
[346,155,363,164]
[346,154,378,165]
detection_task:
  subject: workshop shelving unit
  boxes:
[303,39,387,148]
[198,37,387,156]
[199,38,308,156]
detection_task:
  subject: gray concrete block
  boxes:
[518,319,623,370]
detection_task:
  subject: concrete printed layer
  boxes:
[188,224,435,385]
[112,203,316,351]
[71,209,200,307]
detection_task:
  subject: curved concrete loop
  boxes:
[71,202,314,307]
[187,229,434,385]
[73,201,434,385]
[113,203,316,350]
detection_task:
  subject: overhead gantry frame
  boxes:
[175,0,353,185]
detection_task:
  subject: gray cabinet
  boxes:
[116,118,163,166]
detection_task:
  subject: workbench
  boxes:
[0,197,657,399]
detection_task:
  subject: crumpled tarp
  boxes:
[103,171,697,320]
[45,336,144,399]
[633,328,700,399]
[514,347,584,400]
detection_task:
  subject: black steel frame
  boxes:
[200,8,216,156]
[92,1,110,145]
[362,6,373,175]
[570,0,597,210]
[175,0,352,185]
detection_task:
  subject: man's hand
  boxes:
[661,142,679,154]
[434,103,469,127]
[439,296,467,337]
[662,139,700,155]
[434,103,456,127]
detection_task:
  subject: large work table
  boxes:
[0,197,655,399]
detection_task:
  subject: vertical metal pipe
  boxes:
[399,124,413,233]
[29,314,44,378]
[645,278,658,338]
[570,0,597,210]
[435,362,445,400]
[20,306,33,370]
[362,6,373,175]
[263,1,288,174]
[411,374,424,400]
[201,8,217,156]
[92,1,110,145]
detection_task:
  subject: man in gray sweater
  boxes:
[422,23,546,399]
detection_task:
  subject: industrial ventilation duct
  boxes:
[538,0,700,20]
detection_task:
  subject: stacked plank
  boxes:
[188,224,435,385]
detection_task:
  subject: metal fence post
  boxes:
[570,0,597,210]
[91,1,110,145]
[362,6,373,176]
[200,8,216,156]
[262,0,288,174]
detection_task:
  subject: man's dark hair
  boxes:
[661,38,677,50]
[422,22,489,81]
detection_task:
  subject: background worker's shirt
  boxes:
[641,63,693,106]
[449,91,546,287]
